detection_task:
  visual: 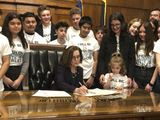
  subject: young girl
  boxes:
[134,21,157,90]
[128,18,143,42]
[103,52,129,89]
[2,12,30,90]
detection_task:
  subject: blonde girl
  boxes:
[103,52,129,89]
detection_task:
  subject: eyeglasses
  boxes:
[111,23,121,27]
[112,52,121,57]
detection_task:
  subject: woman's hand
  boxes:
[132,79,138,89]
[127,77,133,88]
[74,86,88,95]
[86,76,94,88]
[103,74,112,89]
[99,74,105,86]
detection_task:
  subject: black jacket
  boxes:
[97,33,135,79]
[35,23,57,41]
[55,64,84,93]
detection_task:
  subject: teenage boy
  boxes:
[23,12,47,44]
[66,7,94,41]
[68,16,99,88]
[36,5,57,43]
[49,21,69,45]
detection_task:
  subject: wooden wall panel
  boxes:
[0,3,16,25]
[0,0,103,29]
[0,0,76,26]
[82,0,103,28]
[55,9,71,24]
[106,0,160,24]
[16,5,38,14]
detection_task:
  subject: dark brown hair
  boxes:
[2,12,28,49]
[60,46,83,68]
[136,21,155,55]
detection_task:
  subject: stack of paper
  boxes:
[86,88,120,96]
[32,90,71,97]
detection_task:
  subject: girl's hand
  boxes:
[12,79,21,89]
[3,77,13,88]
[145,84,152,92]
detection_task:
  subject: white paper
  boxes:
[85,88,120,96]
[32,90,71,97]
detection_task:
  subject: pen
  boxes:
[79,82,83,86]
[79,82,95,94]
[83,80,88,87]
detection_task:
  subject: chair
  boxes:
[46,51,58,90]
[29,51,42,90]
[39,50,50,89]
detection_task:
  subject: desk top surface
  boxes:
[0,89,160,120]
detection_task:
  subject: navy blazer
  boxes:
[55,64,84,93]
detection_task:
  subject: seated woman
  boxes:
[55,46,88,95]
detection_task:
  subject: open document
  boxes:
[32,90,71,97]
[85,88,120,97]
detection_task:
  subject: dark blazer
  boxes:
[97,33,135,79]
[35,23,57,41]
[55,64,84,93]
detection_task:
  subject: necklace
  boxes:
[72,72,77,79]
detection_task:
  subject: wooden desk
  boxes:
[0,89,160,120]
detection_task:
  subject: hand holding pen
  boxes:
[73,82,88,95]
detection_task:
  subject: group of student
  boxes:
[0,5,160,95]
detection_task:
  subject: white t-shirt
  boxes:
[66,26,95,41]
[0,34,12,91]
[24,31,47,44]
[68,35,99,79]
[49,39,68,61]
[0,26,2,33]
[135,42,155,68]
[104,73,128,89]
[43,23,51,43]
[49,39,68,46]
[10,37,30,66]
[153,39,160,53]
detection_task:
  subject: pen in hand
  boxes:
[79,82,88,94]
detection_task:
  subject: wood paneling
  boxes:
[106,0,160,24]
[0,3,16,25]
[82,0,103,28]
[0,0,76,26]
[0,0,103,29]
